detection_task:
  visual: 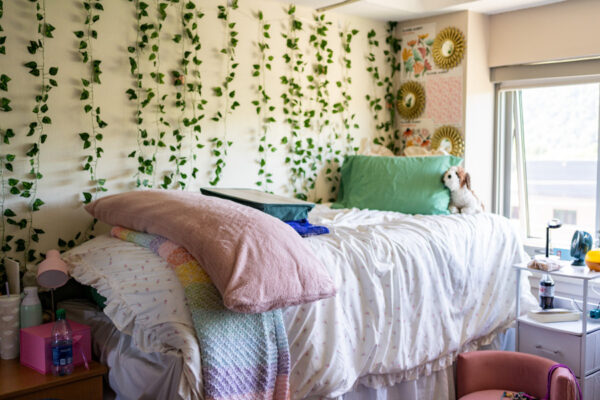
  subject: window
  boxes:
[497,82,600,248]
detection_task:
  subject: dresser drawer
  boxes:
[582,368,600,400]
[519,322,583,376]
[519,322,600,378]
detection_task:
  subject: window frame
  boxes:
[494,77,600,249]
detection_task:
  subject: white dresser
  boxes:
[514,263,600,399]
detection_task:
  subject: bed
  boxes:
[62,203,537,400]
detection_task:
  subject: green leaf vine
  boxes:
[127,0,169,188]
[74,0,107,207]
[127,0,150,187]
[383,21,401,154]
[280,4,308,199]
[209,0,239,186]
[365,29,387,149]
[367,24,402,154]
[0,0,15,263]
[18,0,56,264]
[305,14,335,200]
[337,28,359,154]
[149,0,170,188]
[322,26,360,202]
[163,0,203,190]
[183,3,206,188]
[252,10,276,190]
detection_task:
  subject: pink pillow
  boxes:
[85,190,335,313]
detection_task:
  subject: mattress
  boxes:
[284,206,536,398]
[59,299,512,400]
[66,205,537,399]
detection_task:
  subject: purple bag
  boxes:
[502,363,582,400]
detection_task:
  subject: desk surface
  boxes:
[0,358,107,399]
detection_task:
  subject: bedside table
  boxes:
[0,358,107,400]
[514,263,600,399]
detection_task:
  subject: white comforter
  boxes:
[68,205,537,400]
[284,205,537,398]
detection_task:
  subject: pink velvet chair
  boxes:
[456,351,578,400]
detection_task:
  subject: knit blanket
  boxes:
[111,226,290,400]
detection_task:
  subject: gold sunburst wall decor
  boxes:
[397,81,425,120]
[431,125,464,157]
[432,27,465,70]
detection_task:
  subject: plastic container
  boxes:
[20,286,42,328]
[50,308,73,376]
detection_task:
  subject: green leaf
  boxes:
[32,198,44,211]
[49,66,58,76]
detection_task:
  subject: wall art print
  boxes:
[423,75,463,125]
[400,23,435,80]
[401,126,431,150]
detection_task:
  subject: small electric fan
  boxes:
[571,230,592,266]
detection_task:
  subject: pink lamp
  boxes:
[37,250,69,288]
[37,250,69,318]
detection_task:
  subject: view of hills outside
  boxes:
[509,83,600,249]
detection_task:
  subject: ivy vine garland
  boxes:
[306,14,334,201]
[209,0,239,186]
[126,0,152,187]
[253,10,276,190]
[367,25,401,154]
[164,0,192,190]
[324,27,360,201]
[383,22,401,154]
[280,4,307,199]
[19,0,56,264]
[0,1,405,268]
[0,0,16,263]
[74,0,107,206]
[150,0,170,188]
[365,29,385,147]
[184,4,206,188]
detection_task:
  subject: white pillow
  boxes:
[62,235,202,397]
[62,235,195,344]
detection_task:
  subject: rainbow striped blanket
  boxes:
[111,227,290,400]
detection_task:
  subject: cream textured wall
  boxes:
[464,11,493,208]
[489,0,600,67]
[0,0,391,267]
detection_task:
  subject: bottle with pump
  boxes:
[51,308,74,376]
[539,273,555,309]
[20,286,42,328]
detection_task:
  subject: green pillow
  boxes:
[332,155,463,215]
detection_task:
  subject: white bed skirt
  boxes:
[340,329,514,400]
[61,301,515,400]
